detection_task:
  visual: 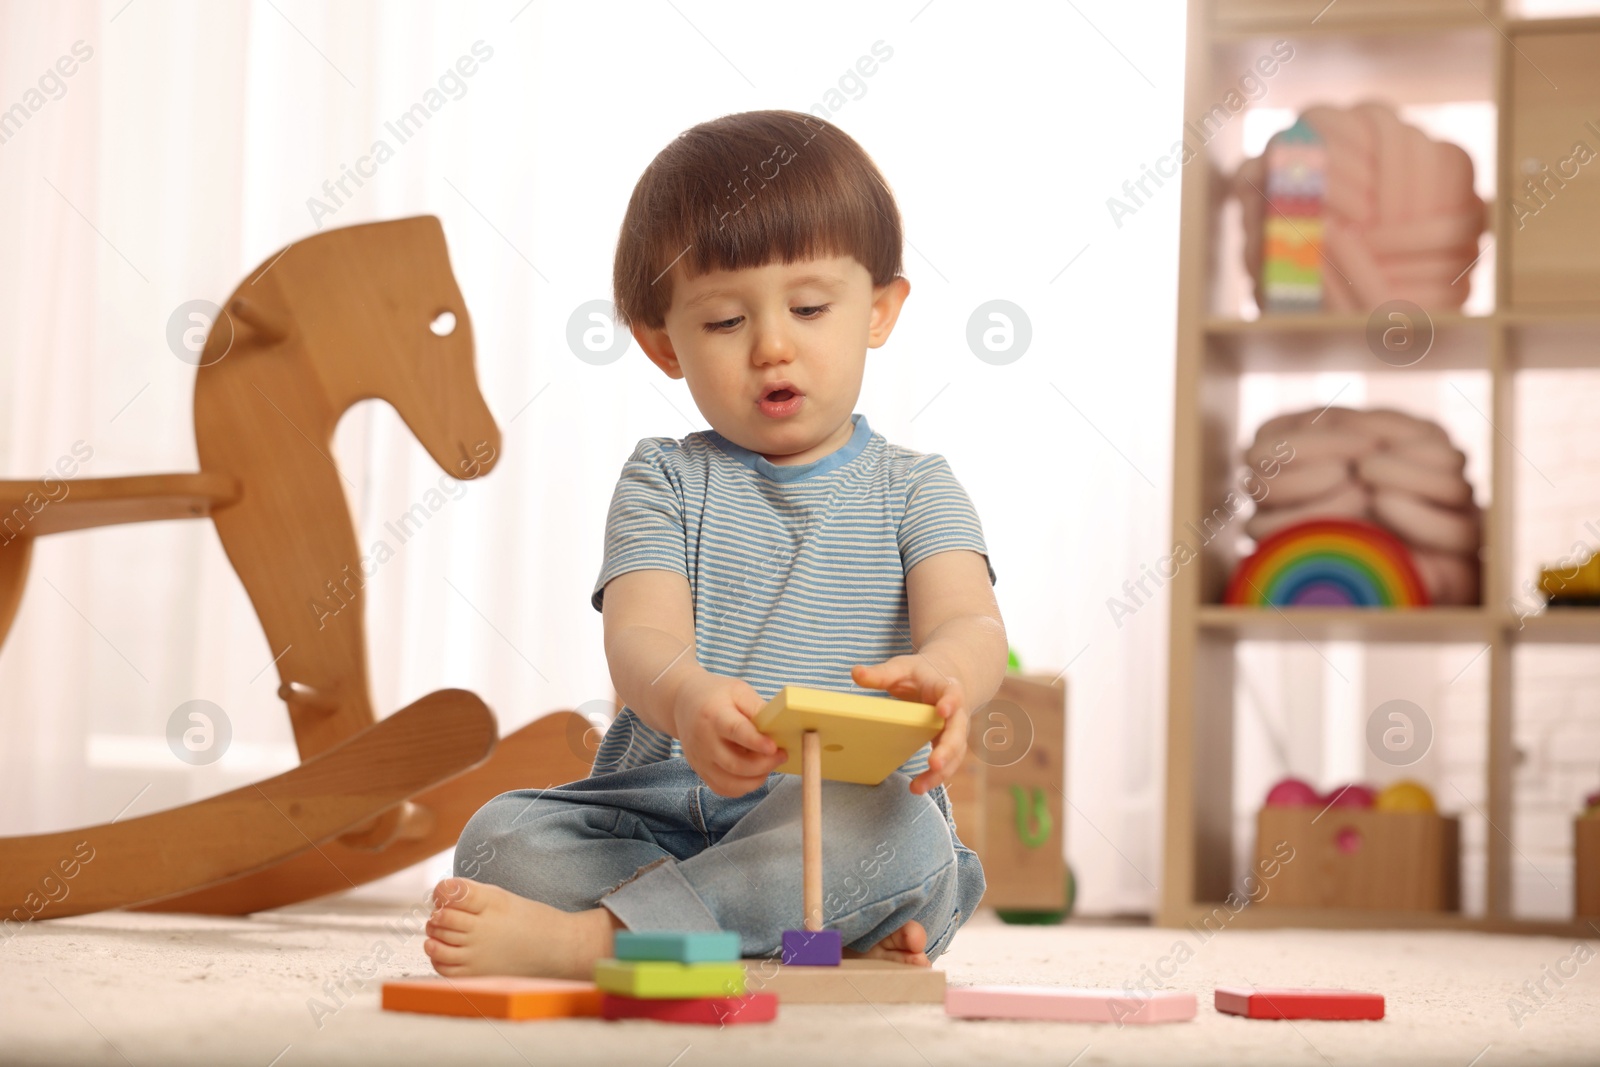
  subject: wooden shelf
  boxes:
[1164,0,1600,933]
[1210,0,1500,38]
[1204,313,1493,372]
[1507,14,1600,34]
[1197,606,1496,642]
[1508,610,1600,643]
[1203,312,1492,334]
[1201,606,1600,643]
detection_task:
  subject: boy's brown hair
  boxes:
[612,109,904,331]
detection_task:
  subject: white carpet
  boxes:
[2,899,1597,1066]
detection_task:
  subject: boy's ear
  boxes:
[867,276,911,350]
[631,323,684,379]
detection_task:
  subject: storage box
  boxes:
[946,674,1067,912]
[1575,817,1600,918]
[1254,807,1460,911]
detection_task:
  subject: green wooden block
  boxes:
[615,930,742,964]
[594,960,747,1000]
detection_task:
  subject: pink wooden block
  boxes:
[945,986,1196,1024]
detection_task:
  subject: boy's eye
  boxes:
[700,304,830,333]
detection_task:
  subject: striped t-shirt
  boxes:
[589,412,996,833]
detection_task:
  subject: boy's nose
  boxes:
[750,326,794,366]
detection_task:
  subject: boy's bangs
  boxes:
[614,110,903,329]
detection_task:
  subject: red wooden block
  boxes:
[1214,987,1384,1021]
[600,992,778,1025]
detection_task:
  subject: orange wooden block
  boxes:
[381,977,603,1020]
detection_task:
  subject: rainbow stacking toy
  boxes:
[1225,519,1429,607]
[1261,116,1327,314]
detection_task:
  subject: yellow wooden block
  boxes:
[753,686,942,785]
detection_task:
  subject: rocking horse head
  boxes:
[188,215,506,763]
[195,215,501,481]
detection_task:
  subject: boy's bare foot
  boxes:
[845,920,930,967]
[423,877,619,979]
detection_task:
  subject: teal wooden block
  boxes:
[614,930,742,964]
[594,960,747,1000]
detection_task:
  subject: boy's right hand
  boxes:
[672,672,786,797]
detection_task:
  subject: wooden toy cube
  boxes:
[615,930,741,964]
[594,959,746,1000]
[753,686,942,785]
[781,929,841,966]
[381,976,602,1020]
[1254,807,1459,911]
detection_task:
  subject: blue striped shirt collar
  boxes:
[706,413,872,483]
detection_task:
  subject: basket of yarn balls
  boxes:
[1234,101,1488,313]
[1244,406,1481,605]
[1265,776,1436,814]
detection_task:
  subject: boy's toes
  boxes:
[847,920,931,967]
[424,937,468,968]
[894,920,928,955]
[428,904,475,935]
[433,877,485,912]
[425,920,469,946]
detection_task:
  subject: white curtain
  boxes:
[0,0,1187,914]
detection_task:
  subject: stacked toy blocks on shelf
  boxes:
[596,931,776,1025]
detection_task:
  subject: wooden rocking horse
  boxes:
[0,216,592,920]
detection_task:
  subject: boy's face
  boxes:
[631,254,910,465]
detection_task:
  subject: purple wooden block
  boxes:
[781,929,842,966]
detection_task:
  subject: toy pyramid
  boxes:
[595,931,776,1025]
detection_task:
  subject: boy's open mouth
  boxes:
[757,381,805,418]
[759,381,802,403]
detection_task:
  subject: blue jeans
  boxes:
[453,758,985,962]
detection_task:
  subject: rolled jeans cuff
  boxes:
[599,856,721,932]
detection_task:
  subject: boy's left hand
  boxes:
[851,657,967,796]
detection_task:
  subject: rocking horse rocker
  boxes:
[0,216,591,920]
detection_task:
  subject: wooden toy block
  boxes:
[754,686,942,785]
[781,929,842,966]
[944,986,1196,1024]
[615,930,741,964]
[1255,807,1459,911]
[601,993,777,1025]
[381,977,602,1020]
[594,959,746,1000]
[1214,987,1385,1021]
[744,958,945,1004]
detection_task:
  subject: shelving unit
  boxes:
[1164,0,1600,935]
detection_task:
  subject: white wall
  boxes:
[0,0,1188,915]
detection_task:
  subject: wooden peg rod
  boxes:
[802,729,822,932]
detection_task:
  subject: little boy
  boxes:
[425,110,1006,979]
